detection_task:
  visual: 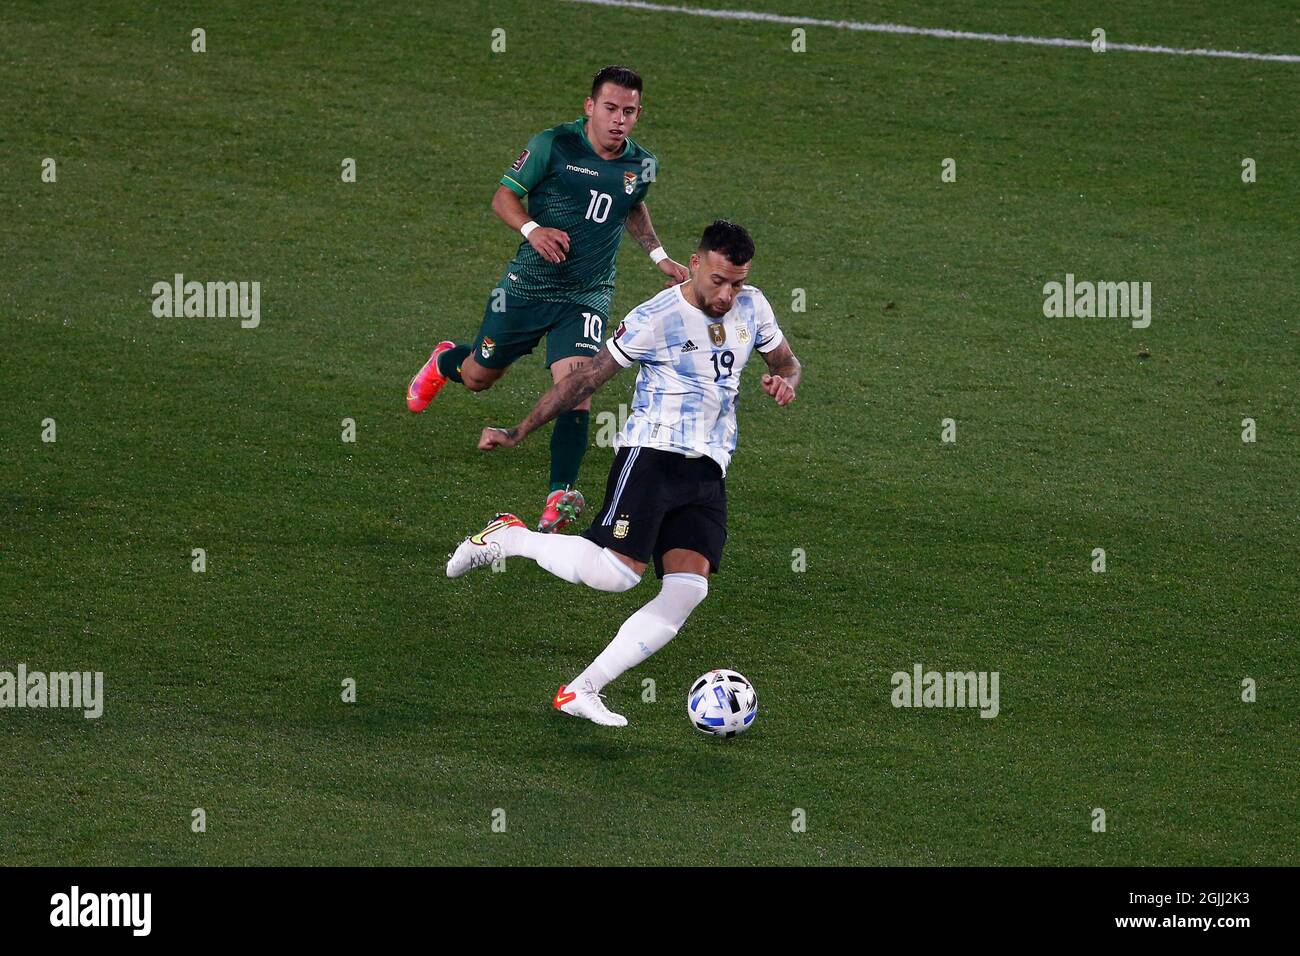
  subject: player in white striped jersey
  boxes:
[602,260,784,475]
[445,221,802,727]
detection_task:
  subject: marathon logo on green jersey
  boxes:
[510,149,529,172]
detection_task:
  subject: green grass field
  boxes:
[2,0,1297,866]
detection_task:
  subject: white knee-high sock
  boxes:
[571,572,709,691]
[500,527,640,593]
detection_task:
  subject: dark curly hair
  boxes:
[697,220,755,266]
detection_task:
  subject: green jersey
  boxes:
[499,118,656,315]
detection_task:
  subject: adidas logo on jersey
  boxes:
[681,340,697,353]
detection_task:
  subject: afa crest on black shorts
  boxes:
[582,446,727,578]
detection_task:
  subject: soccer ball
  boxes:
[687,669,758,737]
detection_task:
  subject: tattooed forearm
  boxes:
[514,349,623,439]
[624,202,662,255]
[515,378,592,440]
[762,341,802,388]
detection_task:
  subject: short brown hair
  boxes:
[591,65,642,99]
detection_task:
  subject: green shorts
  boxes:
[471,289,607,370]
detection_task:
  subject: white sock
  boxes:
[571,572,709,692]
[500,527,640,593]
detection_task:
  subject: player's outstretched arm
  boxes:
[625,202,688,286]
[760,341,802,406]
[479,348,625,451]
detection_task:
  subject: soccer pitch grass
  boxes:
[2,0,1297,866]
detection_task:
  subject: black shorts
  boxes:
[582,446,727,578]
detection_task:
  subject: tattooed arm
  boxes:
[478,347,625,451]
[623,201,661,255]
[626,202,689,286]
[759,340,801,406]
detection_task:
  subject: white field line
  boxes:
[563,0,1300,63]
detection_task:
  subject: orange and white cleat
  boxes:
[553,680,627,727]
[445,513,525,578]
[537,487,585,533]
[406,340,457,412]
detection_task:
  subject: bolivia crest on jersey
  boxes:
[623,171,637,195]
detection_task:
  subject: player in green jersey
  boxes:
[406,65,688,533]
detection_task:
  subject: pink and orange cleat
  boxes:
[406,340,457,412]
[537,487,585,533]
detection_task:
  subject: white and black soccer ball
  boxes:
[687,669,757,737]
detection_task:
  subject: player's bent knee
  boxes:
[461,370,495,392]
[599,548,643,592]
[459,356,503,392]
[661,571,709,622]
[608,576,637,593]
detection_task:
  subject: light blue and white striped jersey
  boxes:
[605,283,785,476]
